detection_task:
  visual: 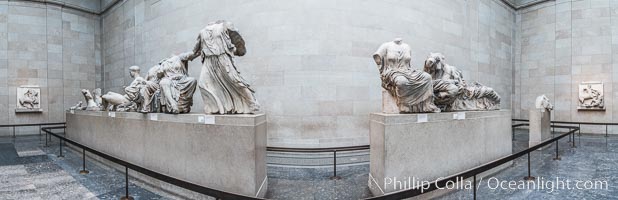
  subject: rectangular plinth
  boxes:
[66,110,267,197]
[529,110,551,148]
[369,110,512,196]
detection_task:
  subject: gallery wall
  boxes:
[513,0,618,134]
[100,0,515,147]
[0,0,100,136]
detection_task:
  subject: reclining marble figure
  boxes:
[69,101,83,111]
[423,52,501,111]
[191,20,260,114]
[373,38,440,113]
[101,66,144,111]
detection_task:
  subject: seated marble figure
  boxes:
[139,52,198,114]
[423,52,501,111]
[139,65,162,113]
[373,38,440,113]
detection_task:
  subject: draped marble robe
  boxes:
[423,52,501,111]
[373,39,439,113]
[191,20,260,114]
[156,52,198,114]
[139,65,162,113]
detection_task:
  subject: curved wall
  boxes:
[100,0,515,147]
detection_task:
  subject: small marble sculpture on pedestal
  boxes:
[16,86,42,113]
[373,38,440,113]
[578,82,604,110]
[423,53,501,111]
[529,94,552,148]
[535,94,553,111]
[191,20,260,114]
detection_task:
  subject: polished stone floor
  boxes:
[266,165,372,199]
[441,129,618,199]
[1,128,618,200]
[0,134,166,200]
[268,128,618,199]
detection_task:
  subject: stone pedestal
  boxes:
[66,110,267,198]
[368,110,512,196]
[382,89,399,114]
[529,109,551,148]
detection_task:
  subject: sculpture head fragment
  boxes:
[81,89,93,101]
[535,95,553,111]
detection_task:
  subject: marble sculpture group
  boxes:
[72,27,504,115]
[373,38,501,113]
[72,20,259,115]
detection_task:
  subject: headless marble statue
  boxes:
[191,20,260,114]
[156,52,198,114]
[535,94,553,111]
[373,38,440,113]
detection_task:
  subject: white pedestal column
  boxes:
[529,109,551,148]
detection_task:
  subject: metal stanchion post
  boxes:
[330,150,341,180]
[473,175,477,200]
[79,149,89,174]
[553,140,561,160]
[606,125,608,137]
[58,138,64,158]
[572,129,576,148]
[524,152,535,181]
[121,166,133,200]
